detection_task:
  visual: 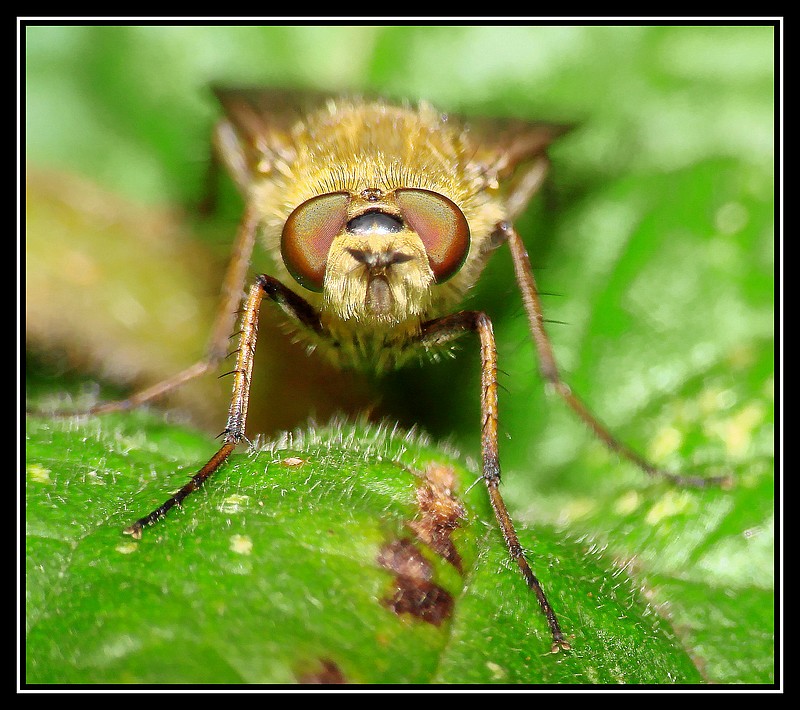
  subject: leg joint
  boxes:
[256,273,278,296]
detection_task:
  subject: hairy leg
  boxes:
[123,274,321,538]
[497,220,731,489]
[420,311,571,653]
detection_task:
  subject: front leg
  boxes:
[124,274,321,539]
[420,311,571,653]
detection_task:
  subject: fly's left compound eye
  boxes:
[281,191,351,291]
[394,188,470,283]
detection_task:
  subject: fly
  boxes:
[75,87,730,653]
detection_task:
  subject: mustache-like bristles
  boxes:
[345,247,415,270]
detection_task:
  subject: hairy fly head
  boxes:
[281,187,471,326]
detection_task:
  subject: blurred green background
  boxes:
[25,24,775,684]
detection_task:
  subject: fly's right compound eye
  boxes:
[281,191,351,291]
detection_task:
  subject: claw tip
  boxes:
[123,523,143,540]
[550,640,572,653]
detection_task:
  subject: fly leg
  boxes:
[419,311,571,653]
[41,206,261,418]
[123,274,322,539]
[497,220,732,489]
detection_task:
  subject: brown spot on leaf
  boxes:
[383,578,454,627]
[377,538,454,626]
[296,658,347,684]
[374,463,466,627]
[408,462,466,572]
[377,538,431,581]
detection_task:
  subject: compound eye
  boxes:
[395,188,470,282]
[281,192,350,291]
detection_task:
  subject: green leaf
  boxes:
[26,414,704,684]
